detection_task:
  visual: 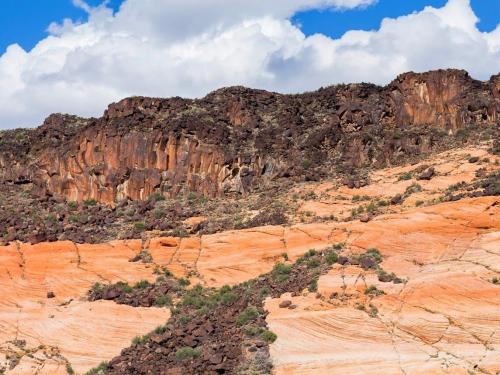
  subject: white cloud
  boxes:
[0,0,498,129]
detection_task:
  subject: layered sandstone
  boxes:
[0,69,498,204]
[266,197,500,375]
[1,196,497,374]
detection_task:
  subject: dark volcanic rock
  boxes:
[0,69,498,205]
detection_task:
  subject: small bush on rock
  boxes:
[175,347,201,361]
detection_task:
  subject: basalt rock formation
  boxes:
[0,69,498,205]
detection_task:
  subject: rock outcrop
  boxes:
[0,69,498,204]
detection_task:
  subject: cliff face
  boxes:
[0,69,498,204]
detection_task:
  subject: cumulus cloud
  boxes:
[0,0,498,129]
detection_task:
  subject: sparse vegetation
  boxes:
[175,346,202,361]
[365,285,385,296]
[236,306,260,326]
[398,172,412,181]
[260,330,278,343]
[84,361,109,375]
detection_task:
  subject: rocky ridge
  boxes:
[0,69,498,205]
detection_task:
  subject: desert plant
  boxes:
[236,306,260,326]
[260,330,278,343]
[398,172,412,181]
[175,347,201,361]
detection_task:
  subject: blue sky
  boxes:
[1,0,499,128]
[293,0,500,38]
[1,0,499,54]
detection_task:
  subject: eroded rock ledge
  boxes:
[1,69,498,204]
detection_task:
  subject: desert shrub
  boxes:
[153,325,167,334]
[332,243,345,251]
[178,278,190,287]
[260,330,278,343]
[154,295,172,307]
[364,285,385,296]
[85,362,109,375]
[398,172,412,181]
[365,201,377,214]
[377,199,389,207]
[236,306,260,326]
[308,278,318,292]
[306,258,320,269]
[368,304,379,318]
[271,263,292,282]
[91,282,104,294]
[415,200,424,207]
[115,281,133,293]
[365,248,382,263]
[83,199,97,207]
[302,159,312,170]
[175,347,201,361]
[134,222,146,230]
[405,183,422,195]
[66,364,75,375]
[133,280,151,289]
[243,326,264,337]
[326,252,339,265]
[67,201,78,210]
[132,335,148,345]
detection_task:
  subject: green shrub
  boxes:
[66,363,75,375]
[364,285,385,296]
[69,214,81,223]
[260,330,278,343]
[281,252,289,261]
[325,252,338,265]
[178,278,190,287]
[415,200,424,207]
[134,222,146,230]
[178,315,191,324]
[243,326,264,337]
[302,159,312,170]
[306,258,320,269]
[332,243,345,250]
[272,263,292,282]
[236,306,260,326]
[85,361,109,375]
[405,183,422,195]
[153,325,167,334]
[132,335,148,345]
[365,201,377,214]
[133,280,151,289]
[308,278,318,292]
[67,201,78,210]
[83,199,97,207]
[175,346,201,361]
[91,282,104,294]
[398,172,412,181]
[154,295,172,307]
[365,248,382,263]
[116,281,133,293]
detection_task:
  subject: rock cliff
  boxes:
[0,69,498,204]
